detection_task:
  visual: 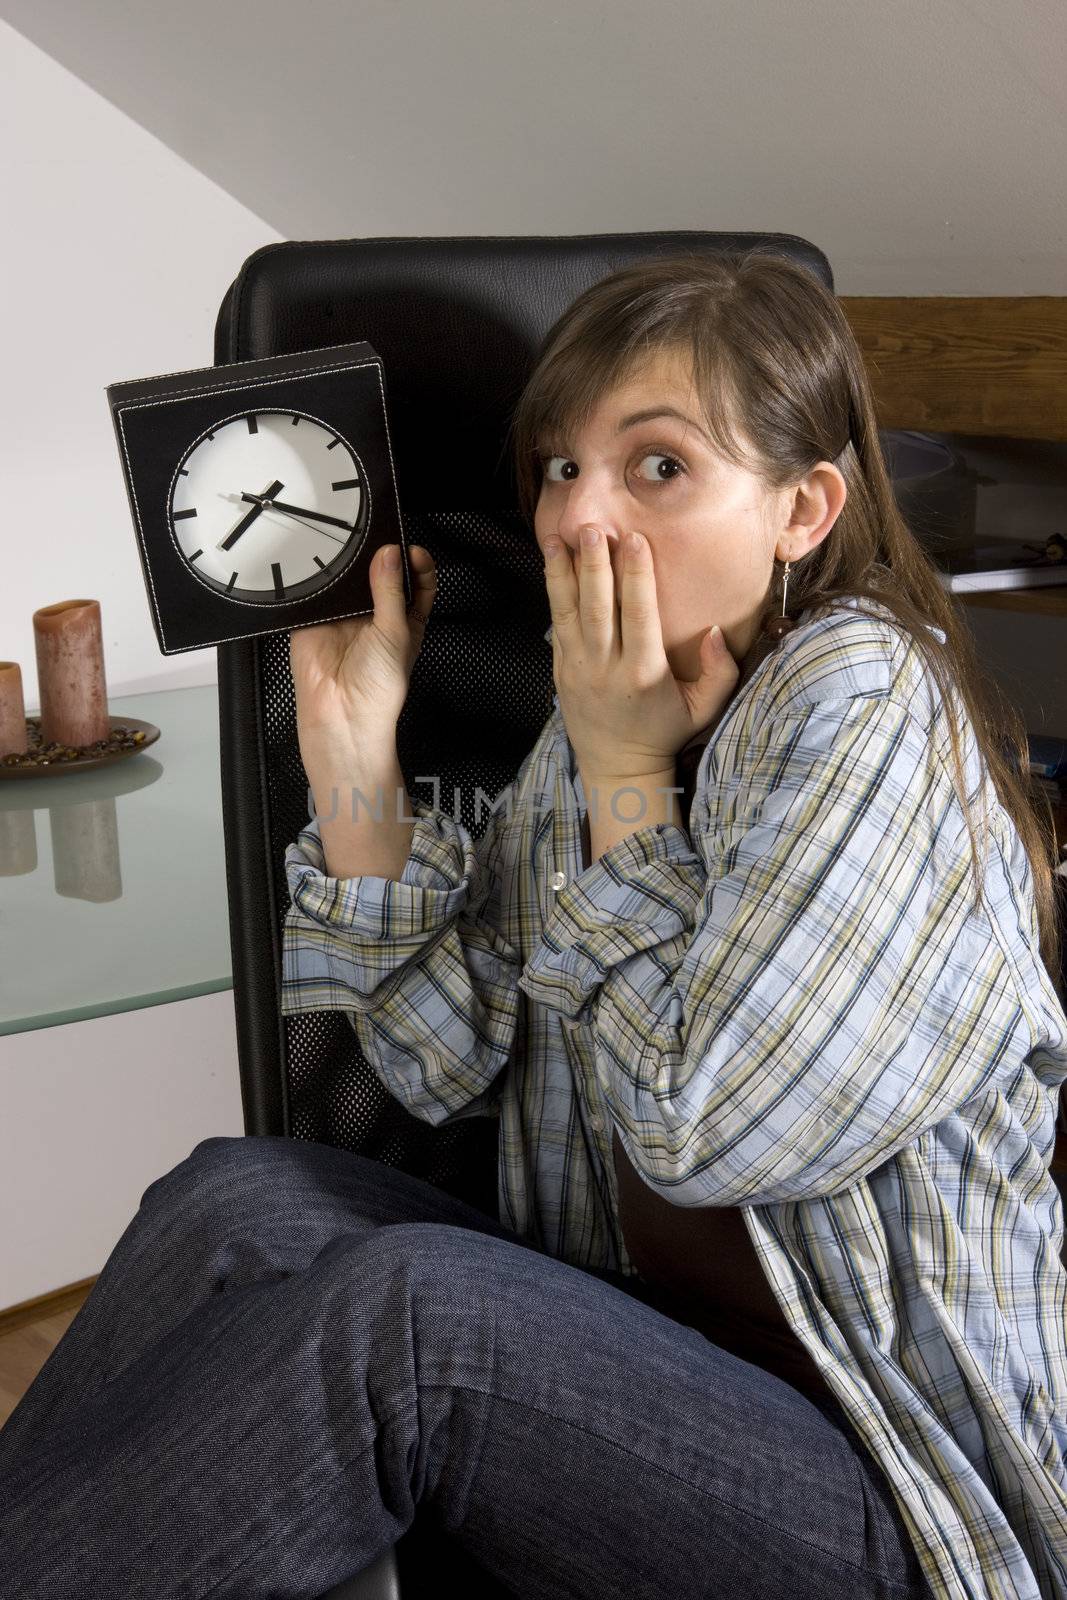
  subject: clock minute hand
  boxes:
[242,493,355,532]
[238,495,347,547]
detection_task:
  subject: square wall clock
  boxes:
[105,339,406,653]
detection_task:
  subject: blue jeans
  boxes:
[0,1135,932,1598]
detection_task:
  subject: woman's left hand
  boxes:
[543,523,741,783]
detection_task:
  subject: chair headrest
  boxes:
[216,233,834,514]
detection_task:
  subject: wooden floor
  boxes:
[0,1285,93,1431]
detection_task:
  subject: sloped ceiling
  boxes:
[3,0,1065,290]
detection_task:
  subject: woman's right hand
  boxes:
[288,543,437,770]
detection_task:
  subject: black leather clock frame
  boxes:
[105,339,405,653]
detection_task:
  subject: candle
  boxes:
[0,661,29,758]
[33,600,111,749]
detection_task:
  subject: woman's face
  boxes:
[533,345,846,683]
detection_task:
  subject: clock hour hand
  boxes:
[220,479,284,552]
[241,493,355,532]
[218,499,264,551]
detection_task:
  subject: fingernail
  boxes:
[628,532,642,553]
[544,541,563,561]
[581,526,600,547]
[382,546,399,570]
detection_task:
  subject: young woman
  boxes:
[2,251,1064,1600]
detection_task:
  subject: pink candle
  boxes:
[33,600,111,749]
[0,661,29,758]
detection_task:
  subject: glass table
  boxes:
[0,684,232,1036]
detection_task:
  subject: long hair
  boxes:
[504,248,1064,997]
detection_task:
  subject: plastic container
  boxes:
[880,430,981,554]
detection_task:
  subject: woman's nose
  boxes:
[553,476,626,547]
[554,505,624,555]
[555,523,623,563]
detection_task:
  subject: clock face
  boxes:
[168,410,369,604]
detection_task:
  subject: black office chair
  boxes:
[212,227,839,1599]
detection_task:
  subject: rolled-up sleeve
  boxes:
[281,794,522,1126]
[518,692,1022,1204]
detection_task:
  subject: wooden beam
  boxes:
[837,297,1067,442]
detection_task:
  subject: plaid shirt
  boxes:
[281,599,1067,1600]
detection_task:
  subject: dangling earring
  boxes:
[761,558,798,644]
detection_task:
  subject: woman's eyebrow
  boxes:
[537,407,711,451]
[615,406,711,442]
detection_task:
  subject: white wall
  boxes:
[1,21,280,710]
[0,994,245,1310]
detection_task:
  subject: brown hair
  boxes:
[504,247,1064,997]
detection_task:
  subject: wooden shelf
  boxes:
[837,296,1067,443]
[835,302,1067,619]
[956,586,1067,618]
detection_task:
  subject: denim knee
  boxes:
[137,1134,279,1216]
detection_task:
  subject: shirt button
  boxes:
[550,870,567,890]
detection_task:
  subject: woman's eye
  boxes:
[635,452,685,484]
[538,451,685,485]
